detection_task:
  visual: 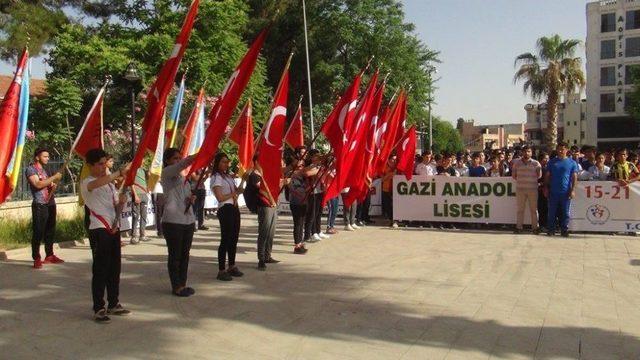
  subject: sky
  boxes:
[1,0,590,126]
[402,0,588,125]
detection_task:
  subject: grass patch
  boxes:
[0,211,86,251]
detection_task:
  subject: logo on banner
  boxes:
[586,204,610,225]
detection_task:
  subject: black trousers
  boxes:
[153,193,165,236]
[193,189,206,228]
[304,193,323,239]
[538,189,548,229]
[216,204,240,271]
[31,203,56,260]
[84,205,91,233]
[162,222,195,291]
[290,203,307,245]
[89,228,121,312]
[357,192,371,222]
[381,191,393,220]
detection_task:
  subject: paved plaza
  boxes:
[2,213,640,359]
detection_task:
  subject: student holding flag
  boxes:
[81,148,131,323]
[25,148,63,268]
[160,148,196,297]
[211,152,244,281]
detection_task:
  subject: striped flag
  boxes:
[166,73,186,148]
[0,53,30,203]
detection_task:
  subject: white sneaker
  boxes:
[319,232,330,239]
[345,224,355,231]
[313,233,322,241]
[351,223,360,229]
[130,237,140,245]
[391,222,399,228]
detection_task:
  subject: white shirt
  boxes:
[455,166,469,177]
[81,176,118,230]
[212,173,237,206]
[415,162,436,176]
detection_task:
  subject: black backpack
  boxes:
[243,173,260,214]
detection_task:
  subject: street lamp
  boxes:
[124,62,141,159]
[426,65,437,151]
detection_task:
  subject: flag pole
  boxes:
[302,0,315,149]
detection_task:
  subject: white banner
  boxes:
[119,200,156,232]
[569,181,640,232]
[393,176,532,224]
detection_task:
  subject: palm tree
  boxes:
[514,35,586,149]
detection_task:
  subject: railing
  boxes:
[7,157,77,202]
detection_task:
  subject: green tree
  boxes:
[514,34,585,150]
[37,0,271,161]
[426,116,463,154]
[0,1,73,61]
[31,77,83,156]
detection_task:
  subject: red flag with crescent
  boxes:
[395,125,416,181]
[187,27,269,178]
[228,100,254,174]
[124,0,199,186]
[284,103,304,149]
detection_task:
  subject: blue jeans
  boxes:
[326,197,339,229]
[548,192,571,233]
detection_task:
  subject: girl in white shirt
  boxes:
[212,152,244,281]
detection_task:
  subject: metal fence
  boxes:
[9,157,78,202]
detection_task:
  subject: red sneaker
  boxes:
[33,259,43,269]
[43,255,65,264]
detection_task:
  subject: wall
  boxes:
[0,196,81,220]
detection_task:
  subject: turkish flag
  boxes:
[393,93,408,146]
[255,64,289,206]
[374,91,405,178]
[365,81,386,180]
[341,71,379,207]
[0,48,28,199]
[229,100,254,174]
[187,26,269,178]
[395,125,417,180]
[346,78,386,204]
[320,73,362,205]
[125,0,199,186]
[284,103,304,149]
[72,84,105,159]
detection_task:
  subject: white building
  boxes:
[524,93,587,147]
[586,0,640,149]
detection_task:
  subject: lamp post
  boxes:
[426,65,437,151]
[124,62,141,159]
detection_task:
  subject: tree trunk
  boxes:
[545,91,559,150]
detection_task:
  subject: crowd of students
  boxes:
[20,141,640,323]
[406,142,639,236]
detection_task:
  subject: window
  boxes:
[600,93,616,113]
[581,112,585,121]
[626,37,640,57]
[601,40,616,59]
[602,13,616,32]
[601,66,616,86]
[598,116,639,138]
[626,64,640,85]
[628,10,640,30]
[581,131,585,139]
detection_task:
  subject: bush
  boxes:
[0,211,86,250]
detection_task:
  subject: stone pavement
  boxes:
[2,213,640,360]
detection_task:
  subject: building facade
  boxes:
[524,93,587,147]
[586,0,640,149]
[456,118,524,152]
